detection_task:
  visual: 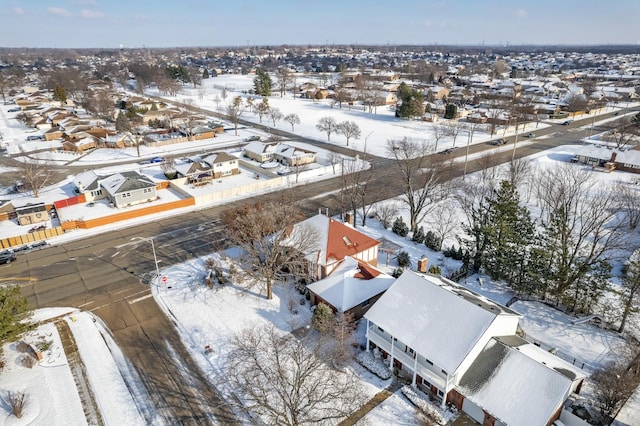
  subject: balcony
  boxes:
[367,325,448,390]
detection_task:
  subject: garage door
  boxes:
[462,398,485,424]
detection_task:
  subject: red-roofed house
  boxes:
[289,213,380,280]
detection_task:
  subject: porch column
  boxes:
[365,319,370,352]
[389,337,395,372]
[412,354,418,386]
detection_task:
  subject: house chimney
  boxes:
[325,207,329,217]
[610,152,617,163]
[318,208,322,215]
[345,212,354,225]
[417,256,428,273]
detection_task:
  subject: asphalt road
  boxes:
[3,105,636,424]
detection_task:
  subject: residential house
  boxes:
[306,256,395,319]
[99,171,157,208]
[203,152,239,178]
[176,152,239,185]
[574,146,640,173]
[364,271,585,425]
[244,142,317,166]
[15,203,49,225]
[289,213,380,280]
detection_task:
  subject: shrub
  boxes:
[392,268,404,278]
[392,217,409,237]
[396,251,411,268]
[411,226,425,244]
[16,341,28,353]
[424,231,442,251]
[7,391,27,419]
[428,265,442,275]
[20,354,36,369]
[36,340,53,352]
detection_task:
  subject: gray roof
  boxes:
[99,171,156,196]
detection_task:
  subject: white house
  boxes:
[364,271,586,425]
[364,271,521,409]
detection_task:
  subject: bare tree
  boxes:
[256,97,270,124]
[505,158,532,190]
[316,116,338,141]
[591,350,640,425]
[615,182,640,229]
[535,164,626,297]
[617,249,640,333]
[226,96,244,136]
[275,68,291,97]
[374,202,399,229]
[327,151,341,175]
[431,123,448,152]
[11,157,53,198]
[333,88,351,109]
[426,201,460,251]
[608,117,637,149]
[444,120,464,147]
[226,325,364,425]
[284,113,300,132]
[221,201,319,300]
[269,107,283,128]
[336,121,361,146]
[387,138,447,233]
[341,158,385,227]
[331,311,357,367]
[566,93,589,118]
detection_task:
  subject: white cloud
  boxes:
[516,9,528,18]
[48,7,73,17]
[80,9,104,19]
[12,7,24,15]
[70,0,98,4]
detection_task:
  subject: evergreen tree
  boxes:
[202,68,210,79]
[53,84,67,104]
[115,111,131,132]
[424,230,442,251]
[395,251,411,268]
[253,69,272,96]
[392,217,409,237]
[312,303,333,334]
[483,180,536,284]
[411,226,425,244]
[395,82,424,119]
[444,104,457,119]
[0,285,32,344]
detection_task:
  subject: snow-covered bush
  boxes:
[356,351,392,380]
[401,385,446,425]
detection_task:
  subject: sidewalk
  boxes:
[338,378,403,426]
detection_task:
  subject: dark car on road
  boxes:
[0,251,16,264]
[491,138,507,146]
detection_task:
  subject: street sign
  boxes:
[161,275,167,285]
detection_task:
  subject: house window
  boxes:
[441,369,447,375]
[438,390,444,397]
[377,326,384,333]
[426,359,433,365]
[35,213,42,218]
[408,348,414,354]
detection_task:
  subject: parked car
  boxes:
[244,135,261,142]
[562,120,573,125]
[150,157,164,163]
[526,133,535,138]
[438,147,456,155]
[7,107,20,113]
[0,251,16,264]
[26,135,43,141]
[491,138,506,146]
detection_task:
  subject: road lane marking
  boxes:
[128,294,153,304]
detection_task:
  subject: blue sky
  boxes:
[1,0,638,48]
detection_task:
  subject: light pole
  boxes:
[510,118,520,162]
[131,236,161,285]
[462,123,475,180]
[364,130,375,155]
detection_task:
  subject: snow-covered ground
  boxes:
[0,308,144,425]
[2,75,640,423]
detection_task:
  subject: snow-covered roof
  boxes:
[99,171,155,196]
[364,271,521,374]
[458,337,573,426]
[74,170,100,192]
[577,145,640,166]
[307,256,395,312]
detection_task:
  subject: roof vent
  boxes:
[342,236,352,246]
